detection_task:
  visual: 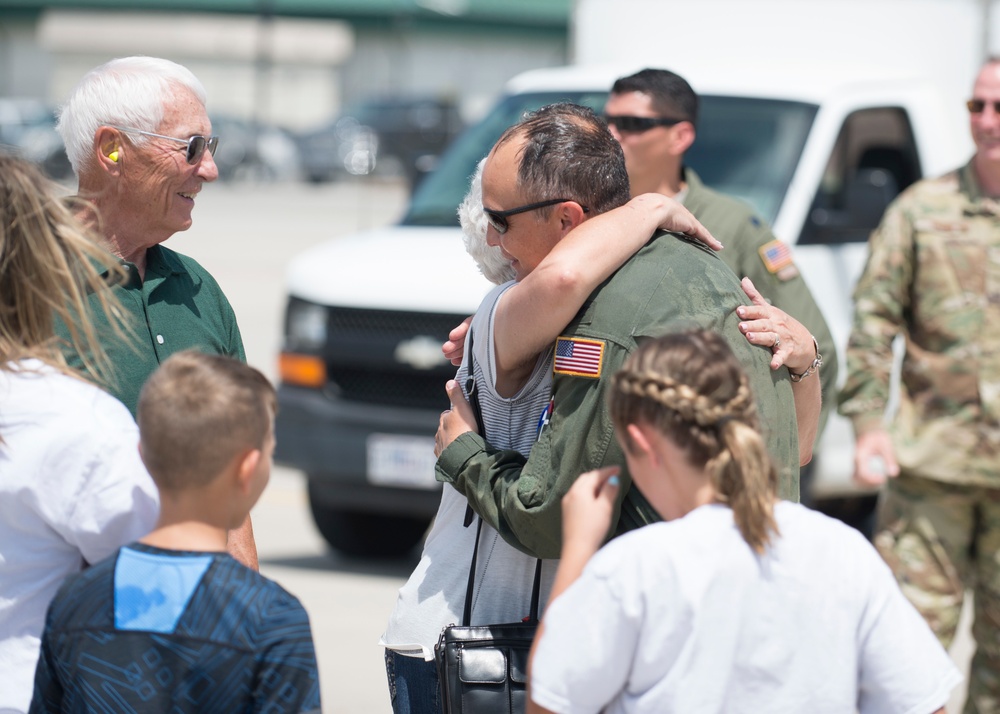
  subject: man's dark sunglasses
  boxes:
[484,198,589,235]
[967,99,1000,114]
[604,115,686,133]
[108,125,220,164]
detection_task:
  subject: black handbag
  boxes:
[434,518,543,714]
[434,323,543,713]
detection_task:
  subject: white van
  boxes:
[275,60,974,556]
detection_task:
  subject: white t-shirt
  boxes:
[381,282,556,659]
[0,361,159,713]
[531,501,962,714]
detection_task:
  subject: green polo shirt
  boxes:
[59,244,245,416]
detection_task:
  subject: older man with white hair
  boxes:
[55,56,257,568]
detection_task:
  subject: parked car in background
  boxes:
[296,96,463,190]
[209,115,302,182]
[0,98,72,180]
[6,108,299,183]
[12,111,72,180]
[0,97,50,147]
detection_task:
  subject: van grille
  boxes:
[327,305,466,338]
[326,366,455,410]
[287,301,467,411]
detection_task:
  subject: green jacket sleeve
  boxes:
[436,336,632,560]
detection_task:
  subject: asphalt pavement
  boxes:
[170,177,414,713]
[167,176,973,714]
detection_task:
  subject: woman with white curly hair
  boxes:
[382,147,714,712]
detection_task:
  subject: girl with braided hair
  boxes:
[527,329,961,714]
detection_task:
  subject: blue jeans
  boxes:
[385,649,442,714]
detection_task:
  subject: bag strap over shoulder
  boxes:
[464,322,487,442]
[458,322,544,626]
[463,325,486,528]
[461,518,543,626]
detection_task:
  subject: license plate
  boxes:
[366,434,440,490]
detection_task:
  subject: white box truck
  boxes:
[275,0,986,556]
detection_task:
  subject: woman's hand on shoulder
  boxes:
[736,277,814,372]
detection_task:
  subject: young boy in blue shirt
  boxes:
[30,351,322,713]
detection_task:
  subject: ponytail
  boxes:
[710,419,778,554]
[609,330,779,553]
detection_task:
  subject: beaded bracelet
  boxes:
[789,335,823,383]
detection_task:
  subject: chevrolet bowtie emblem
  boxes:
[394,335,448,370]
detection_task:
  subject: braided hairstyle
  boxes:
[609,329,779,553]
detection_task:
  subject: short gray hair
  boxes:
[57,56,208,176]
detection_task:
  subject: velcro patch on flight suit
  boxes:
[553,336,604,378]
[758,239,800,281]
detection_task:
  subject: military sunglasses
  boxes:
[484,198,590,235]
[108,125,220,164]
[603,115,686,133]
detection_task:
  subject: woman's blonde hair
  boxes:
[609,329,779,553]
[0,154,126,382]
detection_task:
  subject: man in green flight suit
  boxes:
[436,103,805,560]
[603,69,838,440]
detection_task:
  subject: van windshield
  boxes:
[403,91,817,227]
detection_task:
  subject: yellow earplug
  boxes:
[108,151,119,163]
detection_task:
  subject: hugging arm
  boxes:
[443,194,718,368]
[736,277,821,465]
[498,194,715,377]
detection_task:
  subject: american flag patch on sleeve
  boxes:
[758,239,794,274]
[554,337,604,378]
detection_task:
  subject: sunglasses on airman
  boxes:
[484,198,590,234]
[108,125,220,164]
[603,115,686,133]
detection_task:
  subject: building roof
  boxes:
[1,0,570,29]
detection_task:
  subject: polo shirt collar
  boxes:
[143,244,186,278]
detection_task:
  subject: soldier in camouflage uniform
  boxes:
[838,59,1000,713]
[603,69,838,439]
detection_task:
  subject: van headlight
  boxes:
[286,301,328,349]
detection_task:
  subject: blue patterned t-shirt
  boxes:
[30,543,321,713]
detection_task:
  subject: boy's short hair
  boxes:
[137,350,276,491]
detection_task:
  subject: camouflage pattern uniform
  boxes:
[682,167,839,437]
[838,160,1000,713]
